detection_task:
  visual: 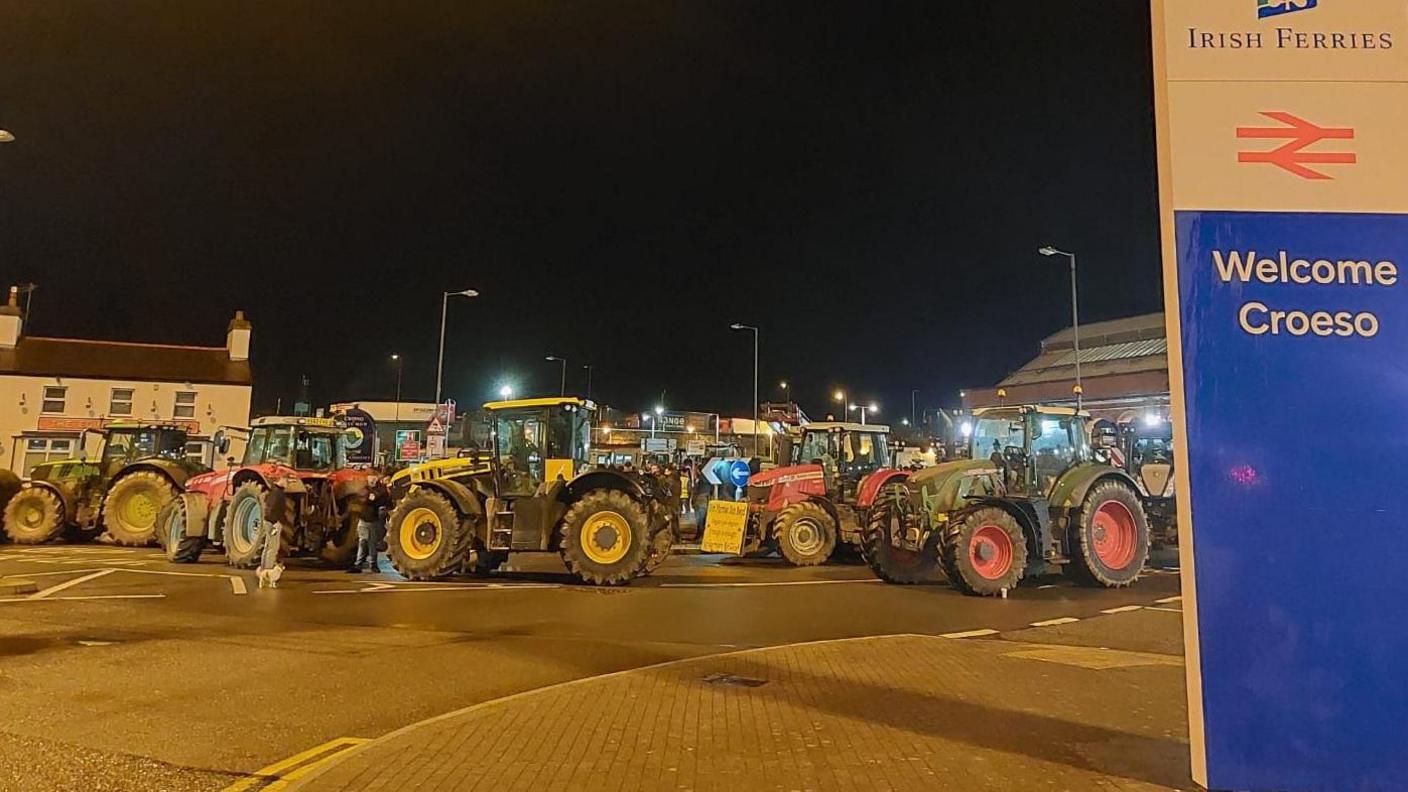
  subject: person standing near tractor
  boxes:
[349,475,389,573]
[256,484,288,589]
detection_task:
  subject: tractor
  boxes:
[1117,418,1177,547]
[385,396,669,585]
[742,421,908,565]
[862,405,1150,595]
[2,423,207,546]
[158,416,371,566]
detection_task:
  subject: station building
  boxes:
[0,288,254,474]
[959,312,1170,424]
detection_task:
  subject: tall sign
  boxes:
[1151,2,1408,789]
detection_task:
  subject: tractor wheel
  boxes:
[102,471,177,546]
[1067,481,1150,588]
[3,488,66,544]
[222,481,269,568]
[942,506,1027,596]
[774,501,836,567]
[318,496,363,567]
[157,497,205,564]
[861,484,941,584]
[644,526,674,575]
[387,489,469,580]
[559,489,651,585]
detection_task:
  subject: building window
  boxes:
[173,391,197,419]
[184,442,207,465]
[22,437,75,475]
[109,388,135,416]
[41,386,67,414]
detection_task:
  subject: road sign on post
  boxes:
[1152,2,1408,789]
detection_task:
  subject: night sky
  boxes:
[2,2,1162,419]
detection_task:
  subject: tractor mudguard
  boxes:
[412,478,484,518]
[564,470,646,503]
[1048,464,1140,511]
[124,459,205,489]
[855,468,908,509]
[907,459,1004,520]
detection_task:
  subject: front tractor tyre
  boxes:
[317,496,363,567]
[861,484,941,584]
[157,497,205,564]
[387,489,470,580]
[3,488,66,544]
[222,481,270,568]
[1068,481,1150,588]
[644,525,674,575]
[102,471,178,546]
[559,489,651,585]
[942,506,1028,596]
[774,501,836,567]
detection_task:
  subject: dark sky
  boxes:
[1,2,1161,419]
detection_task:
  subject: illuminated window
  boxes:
[23,437,75,474]
[41,386,67,414]
[173,391,197,419]
[109,388,135,416]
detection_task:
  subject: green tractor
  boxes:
[2,423,209,546]
[386,397,670,585]
[862,405,1150,596]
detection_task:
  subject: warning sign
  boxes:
[699,500,749,555]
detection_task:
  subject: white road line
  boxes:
[1145,606,1183,613]
[659,579,881,589]
[939,628,999,639]
[312,582,560,595]
[1155,595,1182,604]
[117,567,250,596]
[77,640,114,646]
[229,576,247,595]
[1100,605,1144,614]
[1,568,104,578]
[0,594,166,603]
[28,568,116,600]
[1029,617,1080,627]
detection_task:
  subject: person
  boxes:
[350,476,389,573]
[256,484,287,589]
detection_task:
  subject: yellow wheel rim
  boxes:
[581,510,631,565]
[400,507,443,560]
[121,491,159,529]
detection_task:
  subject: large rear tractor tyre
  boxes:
[1067,481,1150,588]
[3,487,66,544]
[318,496,364,567]
[559,489,651,585]
[102,471,177,546]
[157,497,205,564]
[774,501,836,567]
[861,484,941,584]
[222,481,270,568]
[942,506,1027,596]
[387,489,470,580]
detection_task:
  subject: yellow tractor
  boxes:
[386,397,670,585]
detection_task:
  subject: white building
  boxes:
[0,287,254,474]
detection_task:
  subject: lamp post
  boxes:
[582,364,593,401]
[1038,245,1082,409]
[850,402,878,426]
[435,288,480,408]
[730,323,760,458]
[910,389,919,429]
[390,354,403,421]
[545,355,567,396]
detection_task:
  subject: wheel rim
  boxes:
[230,497,262,554]
[969,524,1013,580]
[582,510,631,565]
[400,507,442,560]
[19,496,51,529]
[1092,500,1138,570]
[119,488,160,530]
[788,517,826,556]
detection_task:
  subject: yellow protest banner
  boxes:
[700,499,749,554]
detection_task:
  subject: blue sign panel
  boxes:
[728,460,751,489]
[1177,210,1408,790]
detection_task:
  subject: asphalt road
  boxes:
[0,542,1180,791]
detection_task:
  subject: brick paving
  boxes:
[292,621,1192,792]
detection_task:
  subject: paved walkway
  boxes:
[291,614,1192,792]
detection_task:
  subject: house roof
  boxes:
[1039,312,1166,351]
[0,336,252,386]
[988,313,1167,389]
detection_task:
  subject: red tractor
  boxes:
[743,422,908,565]
[157,416,371,566]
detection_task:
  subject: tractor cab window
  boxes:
[972,417,1025,462]
[496,411,546,496]
[244,426,293,466]
[294,431,339,471]
[104,431,138,464]
[1133,435,1173,467]
[1030,416,1077,495]
[798,430,839,469]
[841,432,890,475]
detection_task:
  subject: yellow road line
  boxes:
[222,737,370,792]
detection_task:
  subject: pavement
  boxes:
[0,542,1187,792]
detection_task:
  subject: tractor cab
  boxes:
[242,416,345,473]
[485,397,593,496]
[968,406,1089,498]
[93,424,190,476]
[792,422,891,501]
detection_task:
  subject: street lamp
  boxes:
[499,384,513,399]
[1039,245,1082,409]
[0,130,13,143]
[435,288,480,408]
[910,388,919,429]
[778,380,789,400]
[730,323,760,458]
[582,364,593,401]
[545,355,567,396]
[390,354,403,421]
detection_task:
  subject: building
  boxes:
[960,312,1169,424]
[327,400,464,465]
[0,288,254,474]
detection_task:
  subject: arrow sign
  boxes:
[1236,111,1355,180]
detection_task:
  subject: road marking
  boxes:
[1,568,104,578]
[1155,595,1182,604]
[229,576,248,595]
[312,582,560,595]
[0,594,166,603]
[1100,605,1144,614]
[77,640,114,647]
[1029,617,1080,627]
[118,567,249,596]
[659,578,882,589]
[222,737,370,792]
[1145,606,1184,613]
[939,628,999,639]
[28,568,116,599]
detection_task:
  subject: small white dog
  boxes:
[256,564,286,589]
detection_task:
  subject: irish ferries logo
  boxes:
[1258,0,1317,19]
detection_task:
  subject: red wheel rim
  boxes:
[1092,500,1137,570]
[969,524,1013,580]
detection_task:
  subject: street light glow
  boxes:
[499,385,513,398]
[833,390,844,402]
[654,405,664,415]
[389,353,400,360]
[0,130,13,143]
[869,403,878,412]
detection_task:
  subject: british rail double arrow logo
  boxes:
[1235,111,1356,180]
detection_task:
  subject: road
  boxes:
[0,543,1181,791]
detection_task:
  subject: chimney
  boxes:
[226,310,252,362]
[0,286,22,349]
